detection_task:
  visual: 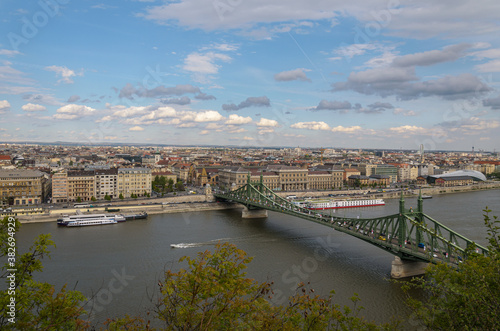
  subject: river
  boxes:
[13,189,500,328]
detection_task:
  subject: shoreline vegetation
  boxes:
[14,181,500,224]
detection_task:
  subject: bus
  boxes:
[74,203,91,208]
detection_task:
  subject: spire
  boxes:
[417,188,423,213]
[399,188,405,214]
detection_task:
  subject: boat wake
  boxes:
[170,234,270,249]
[170,243,205,249]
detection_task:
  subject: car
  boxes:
[418,243,425,248]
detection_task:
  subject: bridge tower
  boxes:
[241,172,268,219]
[391,190,429,278]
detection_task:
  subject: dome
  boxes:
[431,170,486,181]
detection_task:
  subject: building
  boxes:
[421,170,486,187]
[95,168,118,199]
[152,171,177,183]
[343,168,361,182]
[0,155,11,166]
[369,174,390,187]
[117,167,152,197]
[171,163,190,182]
[0,169,49,205]
[218,166,250,190]
[308,171,333,190]
[67,170,96,202]
[417,164,435,177]
[268,165,309,191]
[52,171,68,203]
[347,175,370,187]
[356,164,377,176]
[373,164,398,183]
[390,163,418,182]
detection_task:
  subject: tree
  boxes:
[108,242,394,330]
[0,217,89,329]
[76,197,82,203]
[119,193,124,200]
[402,208,500,330]
[104,194,111,201]
[91,196,96,202]
[175,180,185,192]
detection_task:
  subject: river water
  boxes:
[13,189,500,328]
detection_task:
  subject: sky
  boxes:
[0,0,499,151]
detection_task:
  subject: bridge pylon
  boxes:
[214,181,489,276]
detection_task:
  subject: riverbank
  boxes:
[13,181,500,224]
[17,202,241,223]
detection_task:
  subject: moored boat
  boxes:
[123,212,148,220]
[299,198,385,210]
[57,213,123,227]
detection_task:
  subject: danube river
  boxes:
[15,189,500,328]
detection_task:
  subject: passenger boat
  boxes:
[57,213,123,227]
[123,212,148,220]
[421,195,432,199]
[300,198,385,210]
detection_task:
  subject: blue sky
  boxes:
[1,0,499,151]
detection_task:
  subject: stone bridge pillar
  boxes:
[242,206,268,219]
[391,256,428,279]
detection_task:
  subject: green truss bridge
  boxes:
[213,174,489,278]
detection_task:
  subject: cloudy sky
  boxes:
[1,0,499,151]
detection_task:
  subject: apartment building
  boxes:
[0,169,49,205]
[95,168,118,199]
[117,167,152,197]
[52,170,68,203]
[67,170,96,202]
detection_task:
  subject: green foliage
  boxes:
[402,208,500,330]
[119,193,124,200]
[76,197,82,203]
[175,180,185,191]
[104,194,111,201]
[108,242,394,330]
[0,217,88,329]
[91,196,97,202]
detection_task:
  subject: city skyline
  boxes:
[1,1,499,151]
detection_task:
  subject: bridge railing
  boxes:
[214,182,488,266]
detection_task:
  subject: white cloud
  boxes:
[45,65,83,84]
[274,68,311,82]
[0,100,11,113]
[129,126,144,131]
[258,128,275,135]
[193,110,224,122]
[256,118,279,127]
[22,103,46,112]
[291,121,330,130]
[334,43,379,59]
[225,114,252,125]
[53,104,95,120]
[0,49,21,57]
[331,125,362,133]
[389,125,428,134]
[475,59,500,73]
[183,52,231,74]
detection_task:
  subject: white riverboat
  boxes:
[300,198,385,210]
[57,213,123,227]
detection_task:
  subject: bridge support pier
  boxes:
[242,207,268,219]
[390,256,428,279]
